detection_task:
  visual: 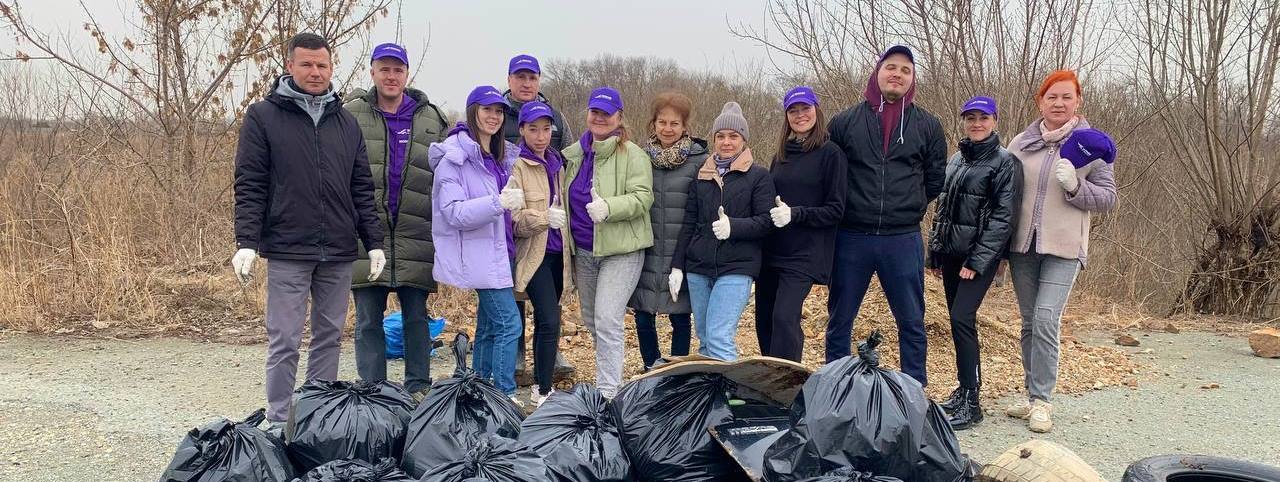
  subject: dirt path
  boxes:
[0,330,1275,481]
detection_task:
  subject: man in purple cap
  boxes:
[501,54,576,380]
[502,54,571,151]
[343,42,450,401]
[824,45,947,387]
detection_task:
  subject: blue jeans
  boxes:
[826,230,928,386]
[472,288,520,395]
[686,273,753,361]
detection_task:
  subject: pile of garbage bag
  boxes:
[160,332,975,482]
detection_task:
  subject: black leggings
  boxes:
[938,253,997,388]
[526,254,564,395]
[754,268,814,362]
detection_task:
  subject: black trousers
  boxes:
[754,268,815,362]
[525,254,564,395]
[353,286,431,393]
[939,253,997,388]
[634,310,691,369]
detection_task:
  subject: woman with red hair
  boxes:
[1004,70,1117,433]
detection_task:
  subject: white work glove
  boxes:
[231,248,257,284]
[586,187,610,223]
[770,196,792,227]
[668,268,683,302]
[712,206,731,240]
[499,184,525,211]
[547,195,566,230]
[1054,159,1080,193]
[367,249,386,282]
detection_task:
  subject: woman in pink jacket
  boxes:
[429,85,525,399]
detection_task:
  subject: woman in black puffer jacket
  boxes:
[927,95,1022,430]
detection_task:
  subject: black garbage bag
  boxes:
[795,467,903,482]
[763,332,973,482]
[401,334,524,478]
[292,457,414,481]
[517,383,631,482]
[613,372,758,482]
[419,434,549,482]
[285,379,416,472]
[159,408,296,482]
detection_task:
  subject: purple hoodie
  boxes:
[519,141,564,254]
[383,95,418,223]
[568,131,597,252]
[428,124,519,290]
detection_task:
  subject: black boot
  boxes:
[940,387,965,413]
[947,388,983,430]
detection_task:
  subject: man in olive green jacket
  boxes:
[345,43,448,397]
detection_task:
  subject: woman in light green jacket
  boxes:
[561,86,653,398]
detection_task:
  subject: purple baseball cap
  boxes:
[1060,128,1117,168]
[508,54,541,75]
[960,96,998,117]
[881,44,915,64]
[370,43,408,66]
[519,101,554,125]
[783,86,818,110]
[466,85,509,107]
[587,87,623,114]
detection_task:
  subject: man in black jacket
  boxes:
[231,33,385,431]
[825,45,946,387]
[500,53,575,381]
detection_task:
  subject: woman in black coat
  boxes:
[756,86,847,363]
[926,95,1022,430]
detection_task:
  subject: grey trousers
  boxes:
[264,259,352,422]
[1008,252,1080,402]
[573,249,644,398]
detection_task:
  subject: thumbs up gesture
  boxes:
[770,195,792,227]
[547,195,566,229]
[586,187,610,223]
[499,182,525,211]
[712,206,731,240]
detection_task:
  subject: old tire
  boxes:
[978,439,1106,482]
[1123,455,1280,482]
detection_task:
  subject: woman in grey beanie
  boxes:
[671,102,776,360]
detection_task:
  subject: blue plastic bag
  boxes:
[384,311,446,359]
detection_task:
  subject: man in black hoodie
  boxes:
[824,45,946,387]
[232,33,384,432]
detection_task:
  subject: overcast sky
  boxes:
[0,0,794,111]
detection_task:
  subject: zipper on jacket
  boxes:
[316,121,328,262]
[374,106,397,286]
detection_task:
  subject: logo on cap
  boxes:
[594,94,613,101]
[531,106,547,111]
[1077,143,1093,157]
[516,59,533,64]
[487,90,499,96]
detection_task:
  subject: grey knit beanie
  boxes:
[711,101,749,141]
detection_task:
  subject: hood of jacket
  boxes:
[428,123,519,171]
[697,148,756,181]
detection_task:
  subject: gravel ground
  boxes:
[0,330,1275,481]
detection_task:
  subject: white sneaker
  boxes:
[1005,399,1032,420]
[532,389,553,408]
[1028,400,1054,433]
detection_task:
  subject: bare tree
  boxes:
[1134,0,1280,316]
[0,0,390,180]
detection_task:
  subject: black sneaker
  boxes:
[947,389,984,430]
[939,387,965,413]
